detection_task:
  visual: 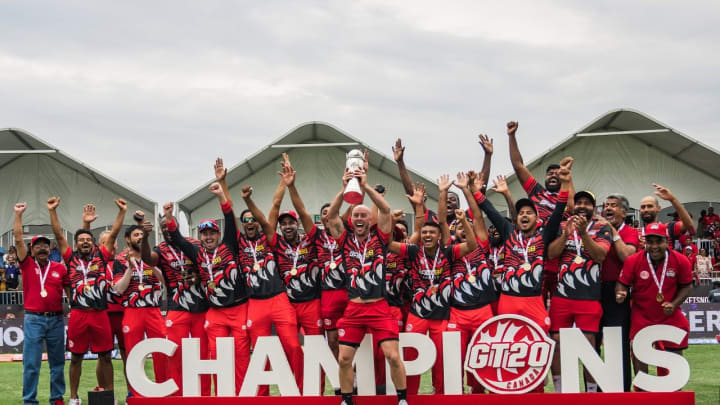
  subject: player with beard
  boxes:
[326,168,407,405]
[112,213,167,397]
[595,194,638,391]
[47,197,125,404]
[140,210,210,396]
[638,184,694,249]
[616,223,692,380]
[162,182,249,395]
[547,189,613,393]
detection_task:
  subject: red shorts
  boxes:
[448,305,494,334]
[107,310,125,350]
[337,300,399,347]
[67,308,114,354]
[549,296,602,333]
[321,289,348,330]
[630,309,690,349]
[498,294,550,333]
[389,305,404,329]
[293,299,323,334]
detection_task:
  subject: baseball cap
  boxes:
[31,235,51,247]
[515,198,537,214]
[644,222,669,238]
[198,219,220,232]
[278,210,299,222]
[574,190,596,205]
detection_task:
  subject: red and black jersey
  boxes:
[155,239,209,313]
[315,228,345,291]
[63,245,113,310]
[338,228,389,301]
[451,239,497,310]
[399,243,457,320]
[269,228,321,303]
[384,252,407,308]
[167,202,248,308]
[113,253,162,308]
[554,220,613,301]
[238,233,285,299]
[522,175,559,223]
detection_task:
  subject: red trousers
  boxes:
[247,294,303,395]
[448,305,494,394]
[293,299,323,335]
[405,314,447,394]
[204,304,250,395]
[122,307,168,397]
[166,310,211,396]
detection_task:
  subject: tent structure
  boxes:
[486,108,720,220]
[178,122,439,236]
[0,128,158,248]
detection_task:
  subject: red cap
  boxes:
[198,219,220,232]
[278,210,299,222]
[644,222,668,238]
[31,235,51,247]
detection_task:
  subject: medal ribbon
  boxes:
[463,257,475,277]
[132,257,144,286]
[35,259,51,295]
[291,242,302,272]
[517,233,531,264]
[167,245,185,273]
[249,240,260,269]
[646,251,669,296]
[421,246,441,286]
[203,248,218,275]
[572,220,594,258]
[79,259,91,287]
[353,235,370,274]
[327,238,337,268]
[492,246,503,267]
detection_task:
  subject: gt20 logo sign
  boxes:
[464,315,555,394]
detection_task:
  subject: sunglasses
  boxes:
[198,220,218,230]
[242,217,257,224]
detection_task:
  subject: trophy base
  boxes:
[343,190,363,204]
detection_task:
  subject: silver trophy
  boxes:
[343,149,365,204]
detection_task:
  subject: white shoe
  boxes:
[69,398,82,405]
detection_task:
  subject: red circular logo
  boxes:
[464,314,555,394]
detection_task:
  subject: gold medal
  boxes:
[468,274,476,283]
[138,283,145,291]
[253,263,260,271]
[656,292,664,303]
[329,262,337,270]
[208,281,216,290]
[574,256,584,264]
[290,267,298,276]
[84,284,91,293]
[521,262,531,271]
[40,289,48,298]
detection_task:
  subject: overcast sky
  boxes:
[2,1,719,208]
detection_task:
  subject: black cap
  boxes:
[515,198,537,214]
[574,190,596,206]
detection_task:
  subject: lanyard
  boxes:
[572,220,594,257]
[353,235,369,271]
[617,223,626,233]
[291,241,302,270]
[249,240,260,268]
[131,257,144,285]
[492,246,503,267]
[167,245,185,273]
[78,258,92,286]
[517,232,531,263]
[463,257,475,276]
[646,251,669,294]
[35,259,51,294]
[421,246,441,285]
[203,248,219,274]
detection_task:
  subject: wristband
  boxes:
[220,200,232,214]
[473,191,486,204]
[613,234,621,242]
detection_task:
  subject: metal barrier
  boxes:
[0,290,23,306]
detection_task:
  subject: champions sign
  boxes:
[126,316,690,397]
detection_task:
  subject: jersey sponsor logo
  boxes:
[338,328,345,337]
[122,325,130,333]
[537,199,556,209]
[640,270,650,280]
[166,319,173,328]
[465,314,555,394]
[667,269,676,277]
[52,271,60,278]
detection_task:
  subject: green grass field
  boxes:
[0,345,717,405]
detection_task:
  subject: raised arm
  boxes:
[437,174,453,244]
[546,162,572,258]
[283,156,315,234]
[81,204,97,231]
[457,172,488,242]
[455,209,478,256]
[140,214,161,267]
[654,184,694,234]
[326,170,354,239]
[393,138,416,197]
[13,203,28,262]
[47,197,70,256]
[106,199,128,255]
[208,182,238,255]
[242,180,283,239]
[506,121,533,186]
[162,202,200,260]
[472,174,514,242]
[478,134,493,194]
[215,157,239,231]
[358,169,392,235]
[406,183,426,245]
[490,175,517,224]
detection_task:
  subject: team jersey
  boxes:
[399,243,458,320]
[112,253,162,308]
[522,175,560,223]
[315,228,345,290]
[238,233,285,299]
[104,257,123,312]
[338,228,389,301]
[155,239,209,313]
[384,252,407,307]
[167,202,247,308]
[618,249,692,323]
[63,245,113,310]
[451,238,497,309]
[269,228,321,303]
[554,220,613,301]
[601,223,639,282]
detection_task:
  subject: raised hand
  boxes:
[14,202,27,215]
[363,149,369,172]
[280,158,296,187]
[563,217,576,237]
[391,209,405,222]
[209,182,223,196]
[491,175,509,194]
[455,209,466,221]
[473,172,486,193]
[142,220,154,235]
[163,202,174,219]
[342,168,353,187]
[437,174,453,192]
[560,156,574,171]
[455,172,470,189]
[115,199,128,212]
[392,139,405,162]
[133,211,145,224]
[47,197,60,211]
[407,182,425,207]
[478,134,494,154]
[241,185,253,199]
[653,184,675,202]
[214,157,227,181]
[574,215,589,235]
[82,204,97,223]
[507,121,519,136]
[355,168,368,188]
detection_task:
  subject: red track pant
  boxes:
[204,304,250,395]
[247,294,303,395]
[404,314,447,394]
[448,305,494,393]
[122,307,168,397]
[166,310,211,396]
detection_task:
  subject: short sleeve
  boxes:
[522,175,543,197]
[595,225,613,252]
[62,247,73,263]
[677,253,693,285]
[618,253,637,286]
[621,227,640,249]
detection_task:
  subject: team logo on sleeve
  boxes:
[464,314,555,394]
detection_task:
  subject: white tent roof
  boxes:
[486,108,720,214]
[0,128,157,239]
[178,121,439,229]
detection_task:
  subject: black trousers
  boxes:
[596,281,633,391]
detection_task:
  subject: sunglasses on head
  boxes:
[198,220,218,230]
[242,217,257,224]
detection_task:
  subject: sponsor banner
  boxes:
[681,301,720,344]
